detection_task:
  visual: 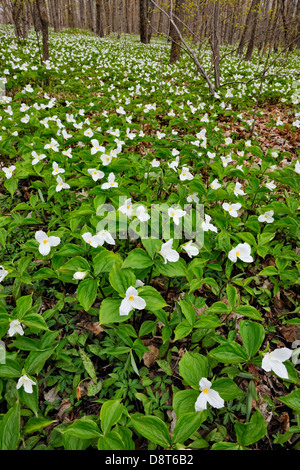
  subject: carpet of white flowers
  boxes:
[0,26,299,450]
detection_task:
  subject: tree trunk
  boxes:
[96,0,104,36]
[169,0,184,64]
[237,0,261,56]
[213,0,220,87]
[35,0,49,62]
[244,0,261,60]
[140,0,151,43]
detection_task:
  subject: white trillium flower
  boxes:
[95,230,115,246]
[168,157,180,171]
[159,239,179,264]
[44,138,59,152]
[265,180,276,190]
[35,231,61,256]
[118,198,133,219]
[8,319,24,337]
[228,243,253,263]
[210,179,221,190]
[150,158,160,168]
[31,151,47,165]
[16,375,36,394]
[56,175,70,192]
[234,182,246,197]
[195,378,224,412]
[294,160,300,174]
[168,207,186,226]
[73,271,88,280]
[187,193,199,204]
[101,173,118,189]
[202,214,218,233]
[88,168,104,181]
[100,153,113,165]
[135,205,150,222]
[258,210,274,223]
[52,161,65,175]
[182,240,199,258]
[119,286,146,316]
[0,265,8,282]
[2,165,16,179]
[222,202,241,218]
[91,139,105,155]
[82,232,101,248]
[261,348,292,379]
[179,167,193,181]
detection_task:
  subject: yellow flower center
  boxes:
[43,239,48,244]
[229,208,232,211]
[203,388,209,393]
[128,296,134,301]
[94,171,97,174]
[236,251,240,257]
[110,182,114,186]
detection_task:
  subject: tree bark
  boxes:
[169,0,184,64]
[35,0,49,62]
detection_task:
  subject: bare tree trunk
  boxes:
[35,0,49,62]
[96,0,104,36]
[213,0,220,87]
[244,0,261,60]
[169,0,184,64]
[237,0,261,56]
[140,0,151,43]
[12,0,30,38]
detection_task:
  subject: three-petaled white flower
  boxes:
[52,161,65,175]
[202,214,218,233]
[118,198,133,218]
[119,286,146,316]
[35,231,61,256]
[195,378,224,412]
[261,348,292,379]
[210,179,221,190]
[179,167,193,181]
[159,239,179,264]
[0,265,8,283]
[168,207,186,226]
[88,168,104,181]
[91,139,105,155]
[234,182,245,197]
[135,205,150,222]
[228,243,253,263]
[56,175,70,192]
[101,173,118,189]
[222,202,241,218]
[32,151,47,165]
[258,210,274,223]
[3,165,16,179]
[8,319,24,337]
[16,375,36,394]
[182,240,199,258]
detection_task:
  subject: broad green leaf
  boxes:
[234,305,262,321]
[109,265,136,295]
[239,320,265,359]
[0,402,20,450]
[130,415,171,448]
[234,410,267,447]
[62,419,102,439]
[77,278,98,311]
[179,352,208,388]
[100,400,124,434]
[171,412,203,444]
[210,342,248,364]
